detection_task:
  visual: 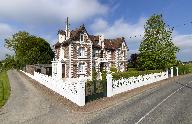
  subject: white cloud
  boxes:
[0,47,14,60]
[173,32,192,61]
[0,23,15,37]
[0,23,16,60]
[90,18,108,32]
[90,17,145,42]
[0,0,108,24]
[90,18,192,61]
[173,33,192,48]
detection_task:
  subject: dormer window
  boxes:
[78,47,85,57]
[80,34,84,43]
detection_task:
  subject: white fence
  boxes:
[20,70,85,106]
[21,67,177,106]
[107,71,169,97]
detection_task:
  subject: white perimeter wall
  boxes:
[20,70,85,106]
[107,71,169,97]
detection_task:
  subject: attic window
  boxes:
[80,34,84,43]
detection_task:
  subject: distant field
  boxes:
[0,71,10,107]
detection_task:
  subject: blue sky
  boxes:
[0,0,192,61]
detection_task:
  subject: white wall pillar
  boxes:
[90,42,93,79]
[77,75,85,106]
[69,44,72,78]
[166,69,169,79]
[107,74,113,97]
[176,67,179,76]
[52,61,57,78]
[57,61,62,79]
[171,67,173,77]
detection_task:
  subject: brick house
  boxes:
[52,18,128,80]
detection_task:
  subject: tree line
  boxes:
[0,31,54,71]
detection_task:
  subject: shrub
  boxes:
[92,68,97,80]
[178,64,190,75]
[128,68,138,71]
[110,66,117,73]
[101,70,107,81]
[187,64,192,73]
[85,80,94,96]
[112,70,162,80]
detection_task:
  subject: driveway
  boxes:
[0,70,86,124]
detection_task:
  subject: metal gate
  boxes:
[168,68,171,77]
[85,80,107,103]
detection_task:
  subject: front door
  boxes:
[62,64,65,78]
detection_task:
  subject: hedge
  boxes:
[178,64,190,75]
[112,70,162,80]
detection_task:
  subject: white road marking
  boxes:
[135,81,192,124]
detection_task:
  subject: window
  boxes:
[120,63,124,72]
[78,63,85,73]
[78,47,85,57]
[80,34,84,43]
[93,50,96,57]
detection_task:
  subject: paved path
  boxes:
[1,70,192,124]
[86,75,192,124]
[0,70,86,124]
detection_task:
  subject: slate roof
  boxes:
[104,37,126,50]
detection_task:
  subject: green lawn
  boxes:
[0,71,10,107]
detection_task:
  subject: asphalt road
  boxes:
[0,70,192,124]
[86,75,192,124]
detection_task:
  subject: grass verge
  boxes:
[0,71,10,108]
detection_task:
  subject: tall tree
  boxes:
[5,31,54,68]
[138,14,179,70]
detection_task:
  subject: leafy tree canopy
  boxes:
[137,14,179,70]
[5,31,54,68]
[1,54,16,70]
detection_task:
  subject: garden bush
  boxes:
[178,64,190,75]
[112,69,162,80]
[110,66,117,73]
[85,79,106,96]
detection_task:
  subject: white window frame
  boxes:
[120,63,124,72]
[80,34,84,44]
[78,47,86,58]
[78,63,86,74]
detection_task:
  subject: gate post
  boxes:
[77,75,85,106]
[166,69,169,79]
[176,67,179,76]
[171,67,173,77]
[107,74,113,97]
